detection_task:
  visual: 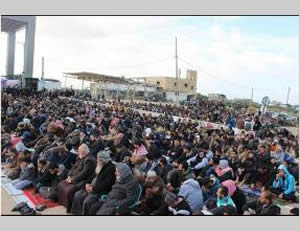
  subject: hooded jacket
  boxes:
[178,178,204,212]
[96,172,139,215]
[272,165,296,195]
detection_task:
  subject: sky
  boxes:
[1,16,299,105]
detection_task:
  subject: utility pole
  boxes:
[286,87,290,105]
[41,56,44,80]
[175,37,179,103]
[64,74,67,88]
[251,88,253,101]
[82,79,84,90]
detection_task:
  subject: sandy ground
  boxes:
[1,186,67,215]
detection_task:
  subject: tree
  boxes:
[195,93,208,100]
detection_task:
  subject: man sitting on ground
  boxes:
[11,157,36,190]
[57,144,96,213]
[271,165,296,201]
[88,163,140,215]
[242,189,280,215]
[71,150,116,215]
[164,192,192,215]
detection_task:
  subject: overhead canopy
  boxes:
[64,72,133,84]
[1,16,27,32]
[64,72,156,87]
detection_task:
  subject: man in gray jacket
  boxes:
[178,178,204,214]
[94,163,140,215]
[12,157,36,190]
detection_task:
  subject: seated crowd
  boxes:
[1,89,299,215]
[119,98,297,128]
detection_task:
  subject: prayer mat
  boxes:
[23,188,60,209]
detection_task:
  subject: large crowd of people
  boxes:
[1,88,299,215]
[119,98,298,128]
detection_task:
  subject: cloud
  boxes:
[171,22,298,104]
[212,16,241,22]
[1,16,298,104]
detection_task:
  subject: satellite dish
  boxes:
[262,96,270,105]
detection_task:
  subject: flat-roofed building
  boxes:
[132,69,197,101]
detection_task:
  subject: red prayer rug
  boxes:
[23,188,60,209]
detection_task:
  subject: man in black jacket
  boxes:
[256,145,271,185]
[265,157,280,189]
[113,143,131,163]
[57,144,96,213]
[242,190,281,215]
[88,131,105,158]
[253,116,262,132]
[71,150,116,215]
[32,159,56,191]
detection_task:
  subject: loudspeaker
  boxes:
[24,78,39,91]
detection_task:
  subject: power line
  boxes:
[178,56,291,93]
[178,57,250,89]
[112,56,172,70]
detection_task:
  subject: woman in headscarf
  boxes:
[222,180,246,215]
[214,159,234,182]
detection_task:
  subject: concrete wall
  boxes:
[90,82,156,99]
[38,80,62,91]
[165,91,188,101]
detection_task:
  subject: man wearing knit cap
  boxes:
[71,149,116,215]
[115,163,133,183]
[87,163,139,215]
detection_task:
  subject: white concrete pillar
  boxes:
[6,31,16,76]
[23,17,36,77]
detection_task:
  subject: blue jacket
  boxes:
[227,117,236,128]
[272,165,296,195]
[279,152,294,164]
[178,178,204,212]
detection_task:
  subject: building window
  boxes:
[191,86,194,90]
[184,83,188,88]
[174,82,177,86]
[157,81,160,85]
